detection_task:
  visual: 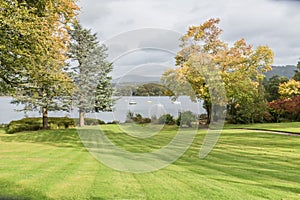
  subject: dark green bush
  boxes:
[48,117,75,128]
[107,120,119,124]
[125,112,151,124]
[177,111,197,127]
[6,117,76,134]
[7,118,42,134]
[158,114,176,125]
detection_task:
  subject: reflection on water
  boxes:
[0,96,204,124]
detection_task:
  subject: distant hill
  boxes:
[264,65,296,80]
[112,66,297,84]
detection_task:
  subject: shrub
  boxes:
[125,111,134,123]
[6,117,76,134]
[177,111,197,127]
[48,117,75,128]
[125,112,151,124]
[0,124,7,128]
[106,120,119,124]
[74,118,105,126]
[158,114,176,125]
[7,118,42,134]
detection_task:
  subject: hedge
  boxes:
[6,117,76,134]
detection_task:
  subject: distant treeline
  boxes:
[114,83,173,96]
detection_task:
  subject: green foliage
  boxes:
[158,114,176,125]
[263,75,289,102]
[177,111,197,127]
[73,118,105,126]
[0,0,78,91]
[293,60,300,81]
[134,83,173,96]
[278,79,300,98]
[2,0,79,128]
[114,83,173,97]
[125,112,151,124]
[162,18,274,124]
[6,117,75,134]
[7,118,41,134]
[106,120,119,124]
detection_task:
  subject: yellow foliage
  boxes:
[163,18,274,105]
[279,79,300,98]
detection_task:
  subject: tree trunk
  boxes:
[42,107,48,129]
[204,100,211,124]
[206,105,211,124]
[79,109,85,127]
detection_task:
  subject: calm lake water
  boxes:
[0,96,204,124]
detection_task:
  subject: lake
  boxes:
[0,96,204,124]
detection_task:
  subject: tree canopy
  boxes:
[162,18,274,123]
[0,0,79,92]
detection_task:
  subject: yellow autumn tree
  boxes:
[162,18,274,123]
[2,0,80,128]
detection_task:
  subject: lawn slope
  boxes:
[0,124,299,199]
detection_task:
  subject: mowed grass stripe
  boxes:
[89,168,147,199]
[45,152,101,199]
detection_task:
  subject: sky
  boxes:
[77,0,300,80]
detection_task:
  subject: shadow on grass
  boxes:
[0,180,49,200]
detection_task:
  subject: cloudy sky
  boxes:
[78,0,300,80]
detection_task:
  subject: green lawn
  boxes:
[0,123,300,199]
[224,122,300,133]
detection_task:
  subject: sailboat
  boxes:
[129,99,137,105]
[128,88,137,105]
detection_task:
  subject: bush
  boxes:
[0,124,7,128]
[125,112,151,124]
[74,118,105,126]
[7,118,42,134]
[177,111,197,127]
[48,117,75,128]
[107,120,119,124]
[125,111,134,123]
[158,114,176,125]
[6,117,76,134]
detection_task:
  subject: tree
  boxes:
[68,23,113,127]
[293,60,300,81]
[268,96,300,122]
[162,18,273,124]
[3,0,79,129]
[11,71,74,129]
[263,75,289,102]
[278,79,300,98]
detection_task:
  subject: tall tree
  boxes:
[3,0,79,128]
[293,59,300,81]
[68,23,113,127]
[162,18,274,124]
